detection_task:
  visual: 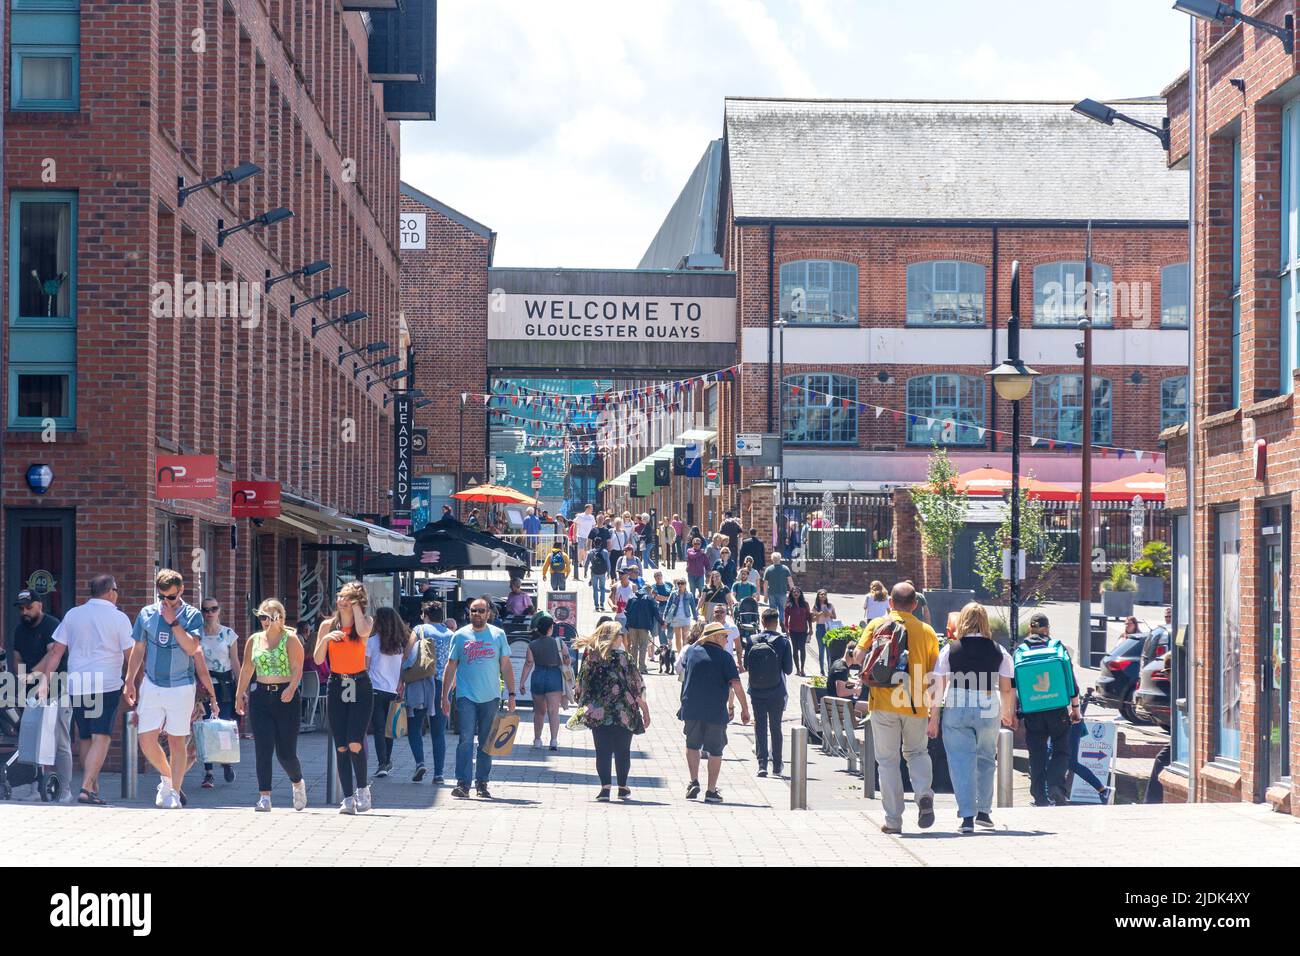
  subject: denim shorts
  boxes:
[530,665,563,696]
[72,689,122,738]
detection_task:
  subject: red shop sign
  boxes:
[156,454,217,500]
[232,480,281,518]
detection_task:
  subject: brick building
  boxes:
[2,2,434,655]
[398,183,495,513]
[1162,6,1299,815]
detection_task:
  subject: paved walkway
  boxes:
[2,573,1293,866]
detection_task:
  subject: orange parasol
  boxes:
[451,483,539,506]
[1088,471,1165,502]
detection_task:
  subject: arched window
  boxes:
[1031,375,1112,445]
[1033,261,1113,326]
[1160,262,1189,328]
[779,260,858,325]
[782,374,858,445]
[906,261,986,325]
[1161,376,1188,429]
[905,375,984,445]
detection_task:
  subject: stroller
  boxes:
[0,696,60,802]
[735,596,762,650]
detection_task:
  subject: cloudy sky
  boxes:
[400,1,1189,269]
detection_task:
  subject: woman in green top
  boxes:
[235,599,307,812]
[575,621,650,801]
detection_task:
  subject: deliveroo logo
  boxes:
[1033,672,1052,694]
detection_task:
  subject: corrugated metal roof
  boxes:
[638,139,725,269]
[724,98,1187,223]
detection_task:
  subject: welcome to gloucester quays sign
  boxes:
[488,294,735,343]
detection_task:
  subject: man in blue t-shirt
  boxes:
[441,596,516,799]
[678,621,750,803]
[124,569,219,809]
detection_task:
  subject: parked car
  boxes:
[1134,652,1171,729]
[1093,633,1150,724]
[1140,625,1172,670]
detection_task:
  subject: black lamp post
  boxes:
[354,354,397,379]
[291,285,348,317]
[1071,98,1171,149]
[1173,0,1293,53]
[338,341,388,364]
[216,207,292,248]
[312,309,366,336]
[267,259,330,291]
[987,260,1039,647]
[177,161,261,207]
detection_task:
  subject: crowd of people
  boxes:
[1,512,1121,833]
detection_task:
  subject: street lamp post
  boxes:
[987,261,1039,646]
[777,315,787,537]
[458,392,466,520]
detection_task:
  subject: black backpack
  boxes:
[588,550,609,575]
[746,632,782,691]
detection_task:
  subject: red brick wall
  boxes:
[1163,5,1300,814]
[2,3,400,627]
[398,195,492,492]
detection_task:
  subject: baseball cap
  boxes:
[1028,611,1050,628]
[14,590,37,607]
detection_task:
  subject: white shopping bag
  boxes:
[18,696,59,766]
[192,718,240,764]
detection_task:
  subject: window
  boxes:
[1160,263,1189,328]
[1215,509,1241,762]
[1031,375,1112,445]
[906,261,985,325]
[8,191,77,430]
[1282,101,1300,393]
[906,374,984,445]
[1033,261,1113,326]
[783,374,858,445]
[779,260,857,326]
[10,1,80,111]
[1160,376,1187,429]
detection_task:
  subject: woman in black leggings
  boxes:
[366,607,409,777]
[314,582,375,814]
[234,599,306,811]
[574,621,650,801]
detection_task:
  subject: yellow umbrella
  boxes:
[451,483,539,506]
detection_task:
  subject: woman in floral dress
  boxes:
[575,621,651,801]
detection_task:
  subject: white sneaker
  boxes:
[155,780,172,808]
[339,796,357,815]
[291,779,307,811]
[255,794,272,812]
[163,790,182,809]
[355,785,372,813]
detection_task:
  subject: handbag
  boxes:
[192,717,240,764]
[556,637,576,705]
[385,699,408,738]
[18,696,59,766]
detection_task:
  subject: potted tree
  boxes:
[973,486,1065,648]
[908,448,973,626]
[1101,560,1138,619]
[874,538,891,560]
[1131,541,1170,605]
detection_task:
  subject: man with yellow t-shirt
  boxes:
[853,582,940,834]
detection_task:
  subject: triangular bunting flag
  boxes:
[1135,450,1144,461]
[875,406,884,419]
[977,427,986,439]
[1029,437,1040,447]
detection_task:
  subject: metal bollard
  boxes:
[996,727,1014,808]
[121,710,138,800]
[789,726,808,810]
[860,721,876,800]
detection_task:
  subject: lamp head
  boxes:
[256,207,293,227]
[366,341,389,353]
[321,286,349,303]
[987,360,1039,402]
[336,310,367,326]
[1071,98,1117,126]
[224,161,263,185]
[1172,0,1230,22]
[301,260,330,277]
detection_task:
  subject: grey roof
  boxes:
[638,139,725,269]
[724,98,1188,224]
[400,182,497,263]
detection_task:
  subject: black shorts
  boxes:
[72,689,122,738]
[684,719,727,755]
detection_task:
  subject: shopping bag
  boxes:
[192,718,240,764]
[18,697,58,766]
[385,700,408,738]
[482,712,520,756]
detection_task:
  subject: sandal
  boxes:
[77,788,107,806]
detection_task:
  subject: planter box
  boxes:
[1136,575,1164,605]
[1102,588,1136,619]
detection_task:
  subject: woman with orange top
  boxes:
[313,581,375,814]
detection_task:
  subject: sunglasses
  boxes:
[257,613,278,622]
[159,592,181,602]
[202,606,219,614]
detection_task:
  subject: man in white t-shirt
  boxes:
[34,574,134,806]
[572,505,596,580]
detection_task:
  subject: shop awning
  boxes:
[279,497,415,555]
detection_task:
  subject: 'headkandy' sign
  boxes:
[488,293,735,343]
